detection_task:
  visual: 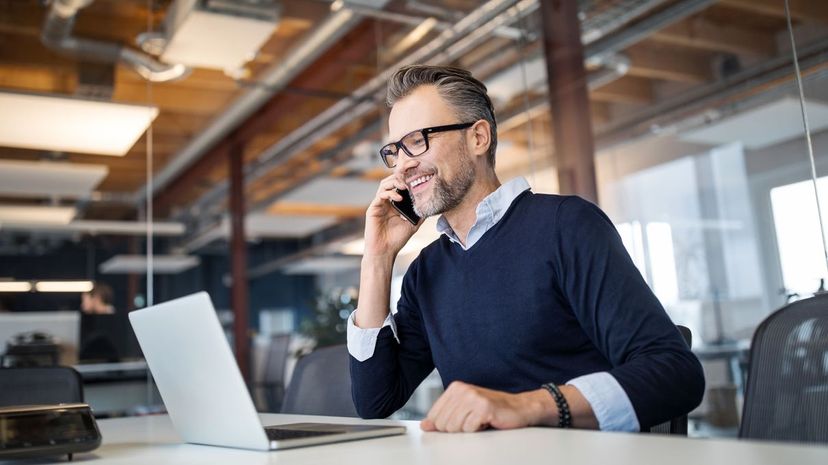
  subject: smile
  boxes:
[409,174,433,191]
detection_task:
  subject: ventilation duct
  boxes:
[41,0,189,82]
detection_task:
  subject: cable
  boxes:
[784,0,828,276]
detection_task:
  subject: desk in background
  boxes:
[43,413,828,465]
[73,360,158,417]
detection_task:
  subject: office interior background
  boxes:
[0,0,826,439]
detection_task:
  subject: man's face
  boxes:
[388,85,476,218]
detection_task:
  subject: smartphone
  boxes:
[390,188,421,225]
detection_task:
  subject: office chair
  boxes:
[739,293,828,444]
[260,333,291,412]
[648,325,692,436]
[0,366,84,407]
[281,344,358,417]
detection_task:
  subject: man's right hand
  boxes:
[354,175,422,330]
[363,174,421,259]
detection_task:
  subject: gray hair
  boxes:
[387,65,498,167]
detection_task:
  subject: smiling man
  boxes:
[347,65,704,433]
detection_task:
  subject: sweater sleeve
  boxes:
[553,197,705,429]
[349,259,435,419]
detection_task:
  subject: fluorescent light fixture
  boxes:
[0,281,32,292]
[34,281,94,293]
[0,160,108,199]
[161,4,279,72]
[0,92,158,156]
[0,220,185,236]
[0,205,76,225]
[99,255,201,274]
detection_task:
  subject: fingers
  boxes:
[422,381,492,433]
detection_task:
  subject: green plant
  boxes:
[300,286,358,347]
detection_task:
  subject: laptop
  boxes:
[128,292,405,451]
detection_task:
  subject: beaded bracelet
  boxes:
[542,383,572,428]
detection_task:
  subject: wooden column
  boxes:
[229,138,250,380]
[540,0,598,203]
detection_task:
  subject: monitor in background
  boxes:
[78,312,140,363]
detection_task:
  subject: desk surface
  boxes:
[24,413,828,465]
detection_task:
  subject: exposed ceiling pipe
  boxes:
[138,5,388,202]
[41,0,188,83]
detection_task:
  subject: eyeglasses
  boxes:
[379,122,475,168]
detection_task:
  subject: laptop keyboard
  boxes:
[265,427,342,441]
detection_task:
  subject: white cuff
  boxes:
[567,372,640,432]
[346,310,398,362]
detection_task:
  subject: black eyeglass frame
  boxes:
[379,122,475,168]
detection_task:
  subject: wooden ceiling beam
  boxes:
[651,17,776,57]
[719,0,828,24]
[267,201,366,218]
[590,76,653,105]
[625,43,713,84]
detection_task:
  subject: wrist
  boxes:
[523,389,559,427]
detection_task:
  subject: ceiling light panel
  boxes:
[99,255,201,274]
[279,178,379,207]
[161,0,280,72]
[0,92,158,156]
[34,281,94,293]
[236,214,339,238]
[0,205,76,225]
[0,160,108,199]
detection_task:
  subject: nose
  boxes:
[394,151,419,176]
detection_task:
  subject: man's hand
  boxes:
[354,174,422,330]
[420,381,557,433]
[363,174,421,259]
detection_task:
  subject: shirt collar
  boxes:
[436,177,531,248]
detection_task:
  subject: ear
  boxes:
[467,120,491,159]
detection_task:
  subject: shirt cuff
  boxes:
[346,309,398,362]
[567,372,639,432]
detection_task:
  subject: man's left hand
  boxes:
[420,381,557,432]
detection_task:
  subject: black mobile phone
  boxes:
[390,188,421,225]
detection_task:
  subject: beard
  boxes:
[413,142,476,218]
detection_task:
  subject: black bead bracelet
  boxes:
[542,383,572,428]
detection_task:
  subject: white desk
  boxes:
[28,413,828,465]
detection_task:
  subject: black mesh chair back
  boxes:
[739,293,828,443]
[648,325,692,435]
[281,344,358,417]
[261,333,291,412]
[0,366,84,407]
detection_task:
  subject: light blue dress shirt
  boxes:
[347,177,640,432]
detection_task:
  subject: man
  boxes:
[81,282,115,315]
[348,65,704,432]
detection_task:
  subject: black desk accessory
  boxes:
[0,403,101,461]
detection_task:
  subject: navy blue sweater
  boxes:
[350,192,705,429]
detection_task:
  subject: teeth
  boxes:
[410,175,433,188]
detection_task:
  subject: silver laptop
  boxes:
[128,292,405,451]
